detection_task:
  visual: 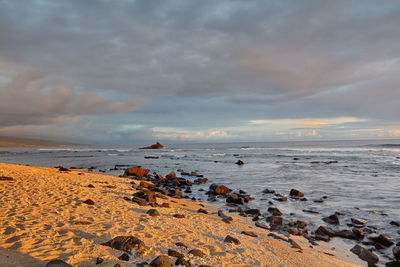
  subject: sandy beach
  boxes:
[0,163,364,266]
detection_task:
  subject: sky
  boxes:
[0,0,400,144]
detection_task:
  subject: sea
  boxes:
[1,139,400,264]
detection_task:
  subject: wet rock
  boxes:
[267,207,282,216]
[226,193,246,204]
[322,214,339,225]
[140,142,165,149]
[224,235,240,244]
[289,189,304,197]
[114,264,121,267]
[274,196,288,202]
[101,236,146,252]
[390,221,400,227]
[147,209,160,216]
[302,209,319,214]
[313,199,324,203]
[288,229,302,235]
[175,242,188,249]
[169,189,182,198]
[175,258,191,267]
[315,234,330,242]
[173,214,185,218]
[241,231,258,237]
[262,188,275,194]
[167,249,184,258]
[45,260,72,267]
[335,230,358,240]
[118,253,130,261]
[243,208,260,216]
[386,261,400,267]
[83,199,95,205]
[267,216,283,225]
[123,166,150,177]
[350,244,379,265]
[149,255,171,267]
[235,160,244,165]
[188,249,205,258]
[315,226,335,237]
[297,221,308,228]
[194,178,208,184]
[95,257,103,264]
[370,234,394,248]
[209,184,232,195]
[393,246,400,260]
[58,167,70,172]
[166,172,177,180]
[351,218,367,225]
[197,208,208,214]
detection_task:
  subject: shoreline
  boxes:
[0,163,363,266]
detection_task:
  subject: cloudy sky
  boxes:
[1,0,400,144]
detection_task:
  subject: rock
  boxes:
[95,258,103,264]
[132,196,148,206]
[226,193,246,204]
[197,208,208,214]
[133,190,157,203]
[118,253,130,261]
[0,176,14,181]
[149,255,171,267]
[140,181,156,188]
[147,209,160,216]
[302,209,320,214]
[315,234,330,242]
[175,258,191,267]
[268,207,282,216]
[140,142,165,149]
[209,184,232,195]
[114,264,121,267]
[83,199,95,205]
[335,230,358,240]
[275,196,288,202]
[175,242,188,249]
[297,221,308,228]
[267,216,283,225]
[244,209,261,216]
[45,260,72,267]
[194,178,208,184]
[123,166,150,177]
[167,249,184,258]
[58,167,70,172]
[350,244,379,264]
[224,235,240,244]
[235,160,244,165]
[255,222,269,230]
[370,234,394,248]
[218,210,233,223]
[160,203,170,208]
[393,246,400,260]
[88,184,95,188]
[166,172,177,179]
[322,214,339,225]
[188,249,205,258]
[262,188,275,194]
[101,236,146,252]
[351,218,367,225]
[173,214,185,218]
[288,228,302,235]
[315,226,335,237]
[386,261,400,267]
[289,239,302,250]
[241,231,258,237]
[390,221,400,227]
[289,189,304,197]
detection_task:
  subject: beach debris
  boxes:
[95,257,103,264]
[147,209,160,216]
[209,184,232,195]
[188,249,206,258]
[289,189,304,197]
[322,214,340,225]
[168,249,185,258]
[235,160,244,165]
[83,199,95,205]
[197,208,208,214]
[350,244,379,265]
[0,176,14,181]
[241,231,258,237]
[101,236,146,252]
[118,253,130,261]
[268,207,282,216]
[175,258,191,267]
[224,235,240,244]
[149,255,171,267]
[255,222,269,230]
[123,166,149,177]
[140,142,165,149]
[45,259,72,267]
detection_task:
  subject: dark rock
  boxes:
[188,249,205,258]
[147,209,160,216]
[175,258,191,267]
[218,210,233,223]
[224,235,240,244]
[114,264,121,267]
[244,209,261,216]
[289,189,304,197]
[235,160,244,165]
[173,214,185,218]
[166,172,177,180]
[390,221,400,227]
[149,255,171,267]
[370,234,394,248]
[315,234,330,242]
[288,229,302,236]
[123,166,150,177]
[83,199,95,205]
[101,236,146,252]
[45,260,72,267]
[209,184,232,195]
[58,167,70,172]
[393,246,400,260]
[322,214,339,225]
[167,249,184,258]
[175,242,188,249]
[267,216,283,225]
[262,188,275,194]
[302,209,320,214]
[350,244,379,264]
[140,142,165,149]
[297,221,308,228]
[160,203,170,208]
[95,257,103,264]
[267,207,282,216]
[88,184,95,188]
[197,208,208,214]
[118,253,130,261]
[315,226,335,237]
[132,196,148,206]
[194,178,208,184]
[241,231,258,237]
[0,176,14,181]
[386,261,400,267]
[133,190,157,203]
[335,230,358,240]
[275,196,288,202]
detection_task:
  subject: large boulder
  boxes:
[123,166,149,177]
[140,142,165,149]
[350,245,379,265]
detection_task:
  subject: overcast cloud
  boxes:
[0,0,400,143]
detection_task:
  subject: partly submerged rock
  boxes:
[350,244,379,264]
[140,142,165,150]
